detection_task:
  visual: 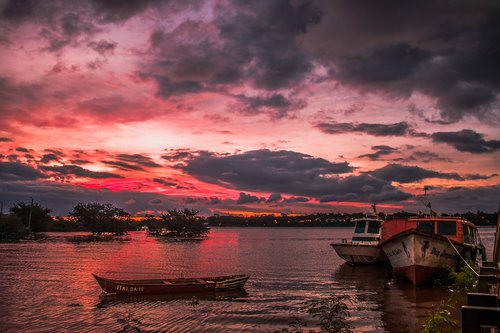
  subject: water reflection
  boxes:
[331,260,463,332]
[0,227,495,332]
[97,289,249,307]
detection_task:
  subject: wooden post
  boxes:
[493,202,500,263]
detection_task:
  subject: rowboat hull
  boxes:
[93,274,249,295]
[330,243,388,265]
[380,229,477,286]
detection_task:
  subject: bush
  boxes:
[0,215,26,240]
[276,294,353,333]
[421,301,456,333]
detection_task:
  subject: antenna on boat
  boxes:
[371,203,377,215]
[423,187,436,217]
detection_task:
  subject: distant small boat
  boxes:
[330,204,388,265]
[93,274,249,295]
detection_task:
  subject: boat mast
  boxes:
[423,187,436,217]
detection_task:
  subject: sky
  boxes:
[0,0,499,216]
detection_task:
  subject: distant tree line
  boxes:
[0,199,497,241]
[205,211,498,228]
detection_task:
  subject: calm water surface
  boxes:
[0,227,495,332]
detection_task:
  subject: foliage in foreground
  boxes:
[433,260,478,291]
[421,300,457,333]
[275,294,353,333]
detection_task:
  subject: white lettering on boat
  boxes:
[116,285,145,292]
[385,248,402,257]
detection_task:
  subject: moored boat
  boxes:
[380,216,485,286]
[93,274,249,295]
[330,205,388,265]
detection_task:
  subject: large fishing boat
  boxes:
[330,204,388,265]
[380,215,485,286]
[93,274,249,295]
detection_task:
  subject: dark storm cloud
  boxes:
[335,43,430,94]
[267,193,282,203]
[1,0,198,55]
[181,149,412,202]
[0,161,46,181]
[358,145,397,160]
[237,192,264,205]
[39,12,100,52]
[88,39,117,55]
[316,174,412,203]
[215,1,322,90]
[77,95,130,115]
[431,129,500,154]
[0,180,180,215]
[463,173,498,180]
[0,77,45,120]
[153,178,176,187]
[39,164,122,179]
[315,121,418,137]
[0,137,13,142]
[69,159,91,165]
[404,185,500,213]
[44,149,65,156]
[148,1,322,103]
[401,151,451,163]
[116,154,161,168]
[234,93,306,119]
[368,164,463,183]
[182,149,353,188]
[155,77,204,99]
[15,147,29,153]
[40,153,60,164]
[310,0,500,123]
[88,0,201,23]
[161,150,195,162]
[150,198,162,205]
[283,196,309,203]
[102,160,144,171]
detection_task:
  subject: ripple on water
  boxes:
[0,227,495,332]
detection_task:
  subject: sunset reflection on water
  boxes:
[0,227,495,332]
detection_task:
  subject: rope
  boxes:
[447,238,479,277]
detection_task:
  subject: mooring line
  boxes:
[447,238,479,277]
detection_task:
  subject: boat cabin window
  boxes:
[417,221,435,234]
[367,220,381,234]
[355,221,366,233]
[437,221,456,236]
[463,225,477,244]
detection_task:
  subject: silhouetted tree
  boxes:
[160,209,209,237]
[69,203,131,235]
[142,214,163,231]
[0,215,26,240]
[10,201,52,232]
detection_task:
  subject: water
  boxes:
[0,227,495,332]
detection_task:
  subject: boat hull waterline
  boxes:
[330,243,388,265]
[380,229,476,286]
[93,274,249,295]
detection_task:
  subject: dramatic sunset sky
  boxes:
[0,0,499,216]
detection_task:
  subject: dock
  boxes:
[462,206,500,332]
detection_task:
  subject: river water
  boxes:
[0,227,495,332]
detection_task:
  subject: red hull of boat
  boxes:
[93,274,249,295]
[393,265,438,286]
